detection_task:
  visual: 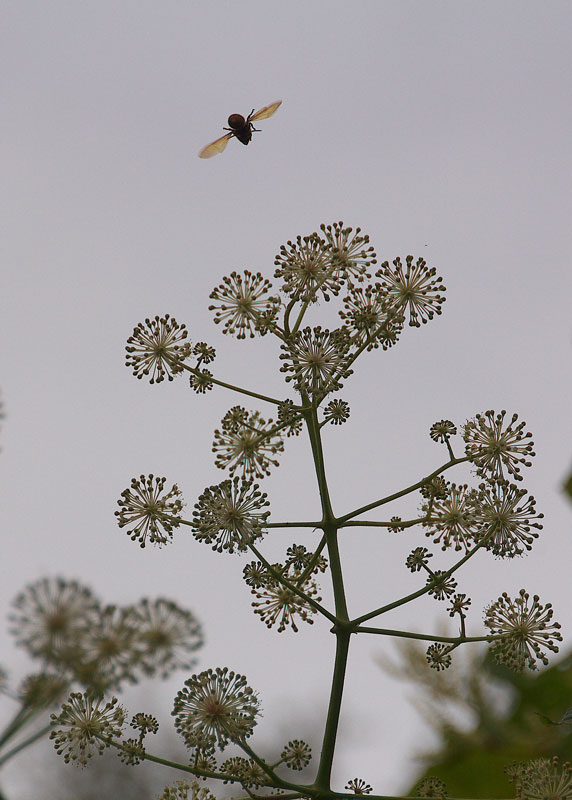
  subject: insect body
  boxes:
[198,100,282,159]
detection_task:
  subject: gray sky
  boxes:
[1,1,571,796]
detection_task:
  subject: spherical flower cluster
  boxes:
[134,598,203,679]
[209,270,281,339]
[422,483,480,552]
[242,561,269,589]
[251,562,322,633]
[474,478,543,558]
[115,475,184,547]
[117,738,145,765]
[429,420,457,444]
[462,410,535,481]
[420,476,449,501]
[159,780,217,800]
[192,478,270,554]
[506,757,572,800]
[426,570,457,601]
[281,739,312,770]
[277,399,303,437]
[10,579,204,693]
[10,577,99,664]
[75,604,141,691]
[274,232,340,302]
[219,757,265,787]
[323,399,351,425]
[131,712,159,741]
[447,593,471,619]
[320,221,376,282]
[339,285,403,351]
[346,778,373,795]
[50,692,125,765]
[212,407,284,479]
[280,326,352,398]
[376,256,446,327]
[172,667,260,749]
[18,673,69,709]
[284,544,327,573]
[415,777,448,797]
[193,342,216,365]
[484,589,562,670]
[406,547,433,572]
[426,643,452,671]
[125,315,191,383]
[189,369,214,394]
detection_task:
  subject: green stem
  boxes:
[353,627,494,644]
[183,365,283,407]
[313,631,351,791]
[338,457,470,523]
[247,541,337,625]
[352,539,486,626]
[340,518,425,529]
[0,722,52,767]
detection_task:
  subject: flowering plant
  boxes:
[48,222,564,799]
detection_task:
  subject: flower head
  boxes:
[484,589,562,670]
[193,342,216,365]
[209,270,281,339]
[320,221,376,283]
[324,399,350,425]
[475,478,543,558]
[415,777,448,798]
[242,561,270,589]
[131,712,159,741]
[274,232,339,302]
[74,604,140,691]
[50,692,125,765]
[339,284,403,350]
[426,570,457,601]
[10,577,99,664]
[115,475,184,547]
[506,757,572,800]
[422,483,480,552]
[190,369,214,394]
[346,778,373,795]
[281,739,312,770]
[212,408,284,479]
[280,326,352,398]
[192,478,270,554]
[462,410,535,481]
[447,593,471,619]
[125,315,191,383]
[172,667,260,749]
[277,399,303,437]
[376,256,446,327]
[406,547,433,572]
[134,598,203,679]
[250,562,322,633]
[159,780,217,800]
[18,673,69,709]
[429,420,457,444]
[426,643,452,671]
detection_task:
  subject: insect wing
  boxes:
[198,132,233,159]
[249,100,282,122]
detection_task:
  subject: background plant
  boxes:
[46,222,566,799]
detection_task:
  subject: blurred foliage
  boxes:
[380,642,572,797]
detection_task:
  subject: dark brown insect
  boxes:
[198,100,282,159]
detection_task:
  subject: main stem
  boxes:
[305,405,350,792]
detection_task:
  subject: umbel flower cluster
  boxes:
[48,222,562,799]
[0,577,203,774]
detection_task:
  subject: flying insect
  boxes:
[198,100,282,159]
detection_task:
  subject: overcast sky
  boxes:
[1,1,571,796]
